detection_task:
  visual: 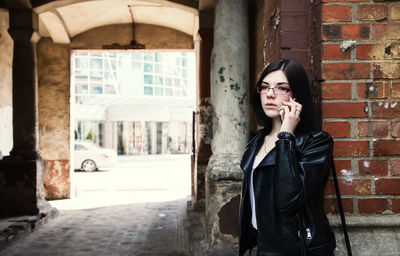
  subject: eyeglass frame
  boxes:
[256,82,292,95]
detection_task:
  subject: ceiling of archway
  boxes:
[33,0,199,44]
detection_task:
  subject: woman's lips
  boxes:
[264,103,277,109]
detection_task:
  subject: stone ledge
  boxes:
[0,204,58,251]
[207,154,243,181]
[188,210,400,256]
[328,214,400,227]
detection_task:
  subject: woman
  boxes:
[239,59,336,256]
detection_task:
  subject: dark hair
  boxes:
[253,59,315,134]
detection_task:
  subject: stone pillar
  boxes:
[8,9,40,160]
[206,0,249,250]
[0,8,51,215]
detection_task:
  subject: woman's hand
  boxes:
[279,97,302,133]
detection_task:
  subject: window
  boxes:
[72,50,195,103]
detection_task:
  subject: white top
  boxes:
[250,157,263,230]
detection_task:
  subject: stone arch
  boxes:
[33,0,199,44]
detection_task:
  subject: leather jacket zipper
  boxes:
[306,228,312,240]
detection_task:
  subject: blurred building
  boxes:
[72,51,195,155]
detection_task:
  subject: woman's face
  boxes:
[259,70,292,119]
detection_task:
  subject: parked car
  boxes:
[74,141,117,172]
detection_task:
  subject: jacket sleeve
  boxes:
[274,131,333,213]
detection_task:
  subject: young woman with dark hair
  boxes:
[239,59,336,256]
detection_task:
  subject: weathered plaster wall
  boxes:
[37,23,193,199]
[37,38,71,199]
[0,9,13,157]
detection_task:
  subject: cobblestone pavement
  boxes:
[0,196,188,256]
[0,155,191,256]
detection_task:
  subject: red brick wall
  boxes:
[321,0,400,214]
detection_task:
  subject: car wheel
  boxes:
[81,159,97,172]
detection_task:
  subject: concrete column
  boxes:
[0,8,52,216]
[206,0,249,251]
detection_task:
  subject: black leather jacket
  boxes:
[239,129,336,256]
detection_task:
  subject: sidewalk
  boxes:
[0,197,189,256]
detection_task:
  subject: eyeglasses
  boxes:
[257,84,291,95]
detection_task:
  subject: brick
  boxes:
[373,62,400,79]
[391,121,400,137]
[390,81,400,98]
[323,5,352,22]
[357,44,388,60]
[334,160,352,175]
[357,44,373,60]
[323,44,351,60]
[323,102,367,118]
[323,198,353,214]
[385,42,400,59]
[371,101,400,118]
[322,24,370,41]
[322,0,368,2]
[375,178,400,194]
[390,159,400,176]
[281,0,308,12]
[323,121,351,138]
[374,140,400,156]
[333,140,369,157]
[322,0,346,2]
[322,83,351,99]
[358,5,387,21]
[390,4,400,20]
[358,121,388,137]
[325,178,371,195]
[358,198,388,214]
[359,159,388,176]
[322,63,370,80]
[281,32,308,49]
[358,82,388,99]
[392,198,400,213]
[281,14,308,31]
[373,23,400,40]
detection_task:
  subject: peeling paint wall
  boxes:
[37,38,71,199]
[0,9,13,157]
[37,23,193,199]
[207,0,249,250]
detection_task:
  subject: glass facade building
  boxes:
[71,50,196,155]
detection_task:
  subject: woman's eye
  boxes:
[278,87,290,92]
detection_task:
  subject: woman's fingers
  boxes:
[279,98,302,133]
[279,105,290,120]
[282,98,302,114]
[281,101,298,115]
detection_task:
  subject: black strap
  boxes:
[331,158,353,256]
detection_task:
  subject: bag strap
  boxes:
[331,158,353,256]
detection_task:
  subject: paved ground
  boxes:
[0,155,191,256]
[3,154,399,256]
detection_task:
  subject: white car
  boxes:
[74,141,117,172]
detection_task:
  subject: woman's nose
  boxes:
[266,88,276,98]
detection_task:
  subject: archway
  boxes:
[33,0,199,201]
